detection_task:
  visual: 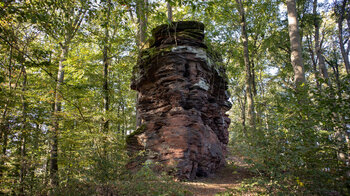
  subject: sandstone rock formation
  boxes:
[127,21,232,179]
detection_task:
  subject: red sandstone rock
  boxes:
[127,21,232,179]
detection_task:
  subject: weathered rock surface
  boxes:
[127,21,232,179]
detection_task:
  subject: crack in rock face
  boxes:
[127,21,232,180]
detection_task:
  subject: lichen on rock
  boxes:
[193,78,210,91]
[127,21,232,180]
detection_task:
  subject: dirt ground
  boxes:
[182,156,261,196]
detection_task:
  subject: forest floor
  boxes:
[182,155,265,196]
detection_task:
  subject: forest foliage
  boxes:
[0,0,349,195]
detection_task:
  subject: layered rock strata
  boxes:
[127,21,232,179]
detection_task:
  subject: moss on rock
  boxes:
[151,21,204,38]
[126,124,147,145]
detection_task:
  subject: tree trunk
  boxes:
[19,66,27,196]
[102,0,111,133]
[137,0,147,48]
[167,2,173,22]
[286,0,306,87]
[238,91,246,133]
[236,0,255,129]
[0,47,13,178]
[0,122,8,179]
[102,43,109,132]
[306,34,321,89]
[136,0,148,127]
[313,0,330,86]
[49,45,68,189]
[337,0,350,75]
[327,53,341,92]
[251,61,257,97]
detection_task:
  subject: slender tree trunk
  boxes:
[0,47,13,178]
[251,61,257,97]
[136,0,148,127]
[49,45,68,189]
[337,0,350,75]
[123,103,126,135]
[137,0,147,47]
[236,0,255,129]
[117,105,121,133]
[167,2,173,22]
[0,122,8,179]
[313,0,330,86]
[102,43,110,132]
[102,0,111,133]
[307,35,321,89]
[30,123,40,192]
[327,55,341,92]
[238,91,246,133]
[19,66,27,196]
[286,0,305,87]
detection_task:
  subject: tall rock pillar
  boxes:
[128,21,232,179]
